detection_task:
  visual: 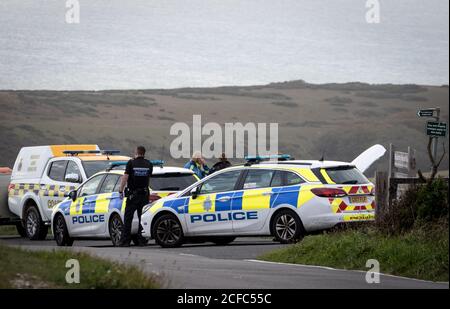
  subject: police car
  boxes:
[51,161,198,246]
[6,145,131,240]
[141,145,386,248]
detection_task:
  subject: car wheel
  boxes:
[211,236,236,246]
[109,213,123,247]
[15,222,27,237]
[25,206,48,240]
[271,209,304,244]
[53,214,74,246]
[153,214,184,248]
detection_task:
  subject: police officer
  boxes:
[118,146,153,247]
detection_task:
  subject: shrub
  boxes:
[378,178,449,235]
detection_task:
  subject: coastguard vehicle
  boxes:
[51,161,198,246]
[141,145,386,248]
[5,145,130,240]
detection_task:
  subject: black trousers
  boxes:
[120,192,148,243]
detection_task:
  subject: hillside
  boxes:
[0,80,448,175]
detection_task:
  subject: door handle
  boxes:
[262,192,273,196]
[216,196,231,202]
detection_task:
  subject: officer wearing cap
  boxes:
[118,146,153,247]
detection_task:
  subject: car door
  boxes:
[91,173,121,235]
[40,159,69,220]
[232,169,277,233]
[184,169,243,235]
[69,174,105,236]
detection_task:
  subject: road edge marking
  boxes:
[244,259,449,285]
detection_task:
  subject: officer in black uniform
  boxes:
[118,146,153,247]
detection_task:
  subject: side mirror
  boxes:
[65,173,80,183]
[68,190,77,201]
[190,187,200,199]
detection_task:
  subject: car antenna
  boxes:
[319,151,325,161]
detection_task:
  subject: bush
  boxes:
[378,178,448,235]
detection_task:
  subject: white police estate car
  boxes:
[141,145,386,248]
[51,161,198,246]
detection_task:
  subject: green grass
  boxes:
[260,226,449,282]
[0,245,161,288]
[0,226,18,236]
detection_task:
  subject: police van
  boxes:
[51,161,198,246]
[141,145,386,248]
[6,145,130,240]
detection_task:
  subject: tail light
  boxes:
[8,184,15,192]
[149,193,161,203]
[311,188,347,198]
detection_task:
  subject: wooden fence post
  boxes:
[375,171,388,224]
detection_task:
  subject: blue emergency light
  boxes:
[106,161,128,171]
[244,154,292,165]
[150,160,164,167]
[63,149,120,156]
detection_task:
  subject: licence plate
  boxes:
[349,196,368,204]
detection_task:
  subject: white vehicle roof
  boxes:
[95,166,194,177]
[152,166,195,175]
[257,160,353,169]
[251,144,387,173]
[11,144,99,181]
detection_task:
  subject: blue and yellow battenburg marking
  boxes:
[58,192,127,216]
[154,184,327,215]
[9,183,77,198]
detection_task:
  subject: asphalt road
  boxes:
[1,235,448,289]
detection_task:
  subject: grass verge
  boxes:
[0,226,17,236]
[259,225,449,282]
[0,245,161,288]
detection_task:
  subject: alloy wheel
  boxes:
[275,214,297,241]
[156,218,182,245]
[26,211,38,237]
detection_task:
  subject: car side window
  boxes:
[65,161,82,183]
[199,170,242,195]
[270,170,284,187]
[99,174,120,194]
[243,169,275,189]
[48,160,68,182]
[79,175,104,197]
[113,176,124,192]
[285,171,305,185]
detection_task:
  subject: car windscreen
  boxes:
[151,173,197,191]
[82,160,124,178]
[324,166,369,185]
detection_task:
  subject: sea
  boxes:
[0,0,448,90]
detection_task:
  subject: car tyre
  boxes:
[25,206,48,240]
[153,214,184,248]
[210,236,236,246]
[271,209,304,244]
[15,222,27,237]
[53,214,74,246]
[109,213,123,247]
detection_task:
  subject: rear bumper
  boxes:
[304,211,375,232]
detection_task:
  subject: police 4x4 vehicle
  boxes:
[141,145,386,248]
[51,161,198,246]
[5,145,130,240]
